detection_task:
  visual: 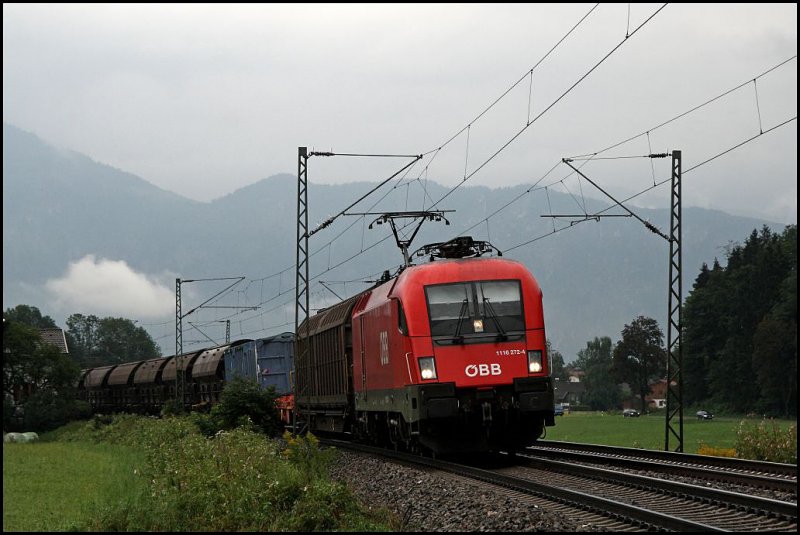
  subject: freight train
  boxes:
[77,333,295,420]
[295,236,555,454]
[78,236,555,455]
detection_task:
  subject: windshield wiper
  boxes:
[482,298,507,341]
[452,298,469,344]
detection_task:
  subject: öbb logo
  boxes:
[465,363,502,377]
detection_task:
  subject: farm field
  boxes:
[545,411,797,453]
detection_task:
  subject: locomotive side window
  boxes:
[425,280,524,343]
[397,299,408,335]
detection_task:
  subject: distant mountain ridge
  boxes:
[2,123,780,359]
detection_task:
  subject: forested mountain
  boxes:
[3,123,785,359]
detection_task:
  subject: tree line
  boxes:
[560,224,796,418]
[683,225,796,416]
[4,306,160,368]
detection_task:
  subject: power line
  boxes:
[151,90,795,351]
[562,157,671,241]
[307,153,422,236]
[683,116,796,174]
[504,115,796,253]
[181,277,246,318]
[283,3,667,293]
[156,7,794,350]
[228,150,429,296]
[567,55,797,160]
[421,54,796,255]
[198,4,624,306]
[452,55,796,250]
[286,3,616,307]
[420,3,601,157]
[425,4,668,211]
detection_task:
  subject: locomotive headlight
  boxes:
[418,357,438,380]
[527,350,543,374]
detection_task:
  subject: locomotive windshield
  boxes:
[425,280,524,343]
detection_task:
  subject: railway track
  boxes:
[326,439,797,532]
[497,454,796,531]
[528,440,797,496]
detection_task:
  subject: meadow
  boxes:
[4,412,796,531]
[545,410,797,454]
[3,439,145,531]
[4,417,393,532]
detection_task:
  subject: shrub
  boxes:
[64,416,391,531]
[286,479,378,532]
[281,431,334,483]
[20,390,91,433]
[734,418,797,463]
[160,398,183,417]
[194,378,282,437]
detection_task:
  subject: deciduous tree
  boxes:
[4,304,56,328]
[574,336,620,411]
[67,314,160,367]
[612,316,666,414]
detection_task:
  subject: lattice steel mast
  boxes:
[665,150,683,452]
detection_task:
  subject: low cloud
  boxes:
[46,255,174,318]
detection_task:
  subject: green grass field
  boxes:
[3,413,795,531]
[545,411,796,453]
[4,417,394,532]
[3,441,145,531]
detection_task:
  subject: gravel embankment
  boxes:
[330,451,607,532]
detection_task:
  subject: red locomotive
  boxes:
[295,237,555,454]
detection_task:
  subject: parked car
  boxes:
[623,408,640,417]
[554,404,564,416]
[696,410,714,420]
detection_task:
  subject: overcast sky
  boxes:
[4,3,797,226]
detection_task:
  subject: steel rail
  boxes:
[324,439,728,532]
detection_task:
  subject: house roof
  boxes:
[38,328,69,353]
[554,380,585,401]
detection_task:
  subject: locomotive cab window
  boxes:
[425,280,524,344]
